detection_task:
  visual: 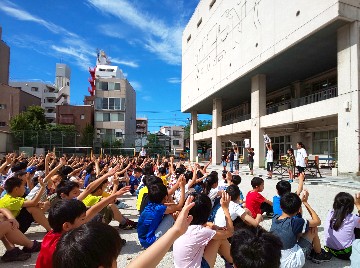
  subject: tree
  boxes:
[80,124,95,147]
[183,119,212,140]
[10,106,47,132]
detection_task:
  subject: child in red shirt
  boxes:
[245,177,273,218]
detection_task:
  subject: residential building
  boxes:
[0,26,10,85]
[182,0,360,174]
[0,84,41,131]
[136,118,148,136]
[10,63,71,123]
[56,104,94,145]
[92,50,136,148]
[160,126,185,155]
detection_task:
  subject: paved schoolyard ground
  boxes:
[1,163,358,267]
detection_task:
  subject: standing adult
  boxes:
[139,147,147,159]
[221,150,228,171]
[295,142,308,178]
[247,148,255,175]
[233,145,240,173]
[228,148,235,173]
[266,143,273,179]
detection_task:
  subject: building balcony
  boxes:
[45,112,56,119]
[266,86,338,115]
[222,114,251,127]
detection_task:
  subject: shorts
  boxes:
[280,237,312,268]
[201,257,210,268]
[298,237,312,258]
[234,160,239,171]
[16,207,34,233]
[249,161,254,170]
[221,161,227,167]
[297,166,305,174]
[89,206,114,224]
[267,162,273,172]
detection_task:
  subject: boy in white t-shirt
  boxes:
[214,185,262,228]
[296,142,308,177]
[266,143,274,179]
[173,192,233,268]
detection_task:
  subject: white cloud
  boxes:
[110,58,139,68]
[0,1,78,38]
[51,45,92,71]
[142,96,152,101]
[167,77,181,84]
[87,0,183,65]
[129,81,142,92]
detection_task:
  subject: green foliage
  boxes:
[183,119,212,140]
[10,105,47,131]
[80,124,95,147]
[46,124,76,133]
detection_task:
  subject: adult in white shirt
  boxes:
[266,143,274,179]
[296,142,308,176]
[139,147,146,158]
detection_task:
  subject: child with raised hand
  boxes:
[324,192,360,260]
[173,192,233,268]
[270,190,332,267]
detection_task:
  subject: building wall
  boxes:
[0,85,41,131]
[56,105,94,135]
[160,126,185,153]
[0,27,10,85]
[181,0,355,111]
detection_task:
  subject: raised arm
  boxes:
[126,196,195,268]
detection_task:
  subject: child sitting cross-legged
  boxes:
[173,192,233,268]
[245,177,273,218]
[214,185,262,229]
[270,191,332,267]
[36,184,129,268]
[137,174,186,249]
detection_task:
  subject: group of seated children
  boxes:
[1,152,360,268]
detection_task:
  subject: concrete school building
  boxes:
[181,0,360,174]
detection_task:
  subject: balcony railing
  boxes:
[266,86,338,115]
[222,114,251,126]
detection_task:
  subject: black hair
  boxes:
[226,185,240,201]
[330,192,354,231]
[144,175,162,187]
[232,175,241,186]
[280,193,302,215]
[61,165,74,177]
[11,161,27,172]
[251,177,264,188]
[133,167,143,174]
[148,183,168,203]
[184,171,193,183]
[189,193,212,225]
[89,178,107,194]
[230,227,282,268]
[48,199,87,232]
[158,167,166,175]
[203,174,218,195]
[4,177,23,193]
[85,164,94,174]
[143,163,153,176]
[56,180,80,198]
[276,180,291,197]
[297,142,305,149]
[287,148,294,154]
[53,222,122,268]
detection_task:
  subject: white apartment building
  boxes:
[93,51,136,147]
[182,0,360,174]
[160,126,185,154]
[10,63,71,123]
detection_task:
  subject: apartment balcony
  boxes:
[222,114,251,127]
[266,86,338,115]
[45,112,56,119]
[44,92,57,98]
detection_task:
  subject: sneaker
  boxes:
[119,219,137,230]
[1,247,31,262]
[310,249,332,263]
[117,201,129,209]
[23,240,41,253]
[288,180,293,183]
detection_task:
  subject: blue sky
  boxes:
[0,0,209,132]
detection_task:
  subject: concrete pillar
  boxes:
[190,111,198,162]
[337,22,360,174]
[251,74,266,168]
[212,98,222,165]
[292,81,301,98]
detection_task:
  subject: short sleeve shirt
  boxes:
[245,191,265,218]
[82,194,102,207]
[214,201,246,227]
[270,215,309,249]
[0,194,25,217]
[273,195,282,216]
[35,230,62,268]
[266,150,273,162]
[173,225,216,268]
[248,151,255,162]
[137,202,167,248]
[296,148,308,167]
[324,210,360,250]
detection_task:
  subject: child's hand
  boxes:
[172,195,195,236]
[300,189,309,202]
[354,193,360,206]
[59,157,67,166]
[114,186,130,197]
[220,192,231,209]
[179,175,186,187]
[8,218,19,230]
[113,177,119,186]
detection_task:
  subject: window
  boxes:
[95,98,102,109]
[109,98,115,110]
[95,112,103,122]
[31,87,38,92]
[0,104,6,109]
[0,122,6,127]
[110,113,124,122]
[197,18,202,28]
[114,83,120,90]
[80,114,85,120]
[209,0,216,9]
[108,82,115,91]
[103,113,110,122]
[102,98,108,109]
[173,140,180,146]
[98,81,108,91]
[116,131,123,138]
[173,130,181,136]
